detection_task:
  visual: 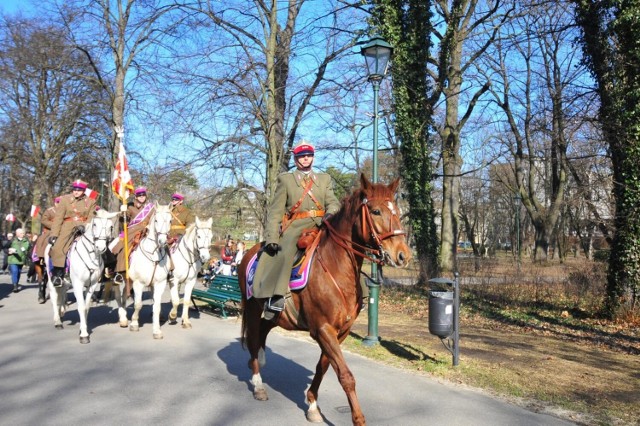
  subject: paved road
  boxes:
[0,274,575,426]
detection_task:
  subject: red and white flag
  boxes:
[85,188,99,200]
[5,213,15,222]
[30,205,41,217]
[112,140,134,202]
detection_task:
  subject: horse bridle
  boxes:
[325,196,405,265]
[73,219,113,275]
[175,224,210,272]
[138,213,171,261]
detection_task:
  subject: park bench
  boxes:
[191,274,242,318]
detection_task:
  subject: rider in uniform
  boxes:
[168,192,194,243]
[252,142,340,319]
[34,197,60,268]
[110,186,155,284]
[48,180,97,287]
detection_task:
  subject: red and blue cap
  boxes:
[134,187,147,196]
[171,192,184,201]
[292,143,315,157]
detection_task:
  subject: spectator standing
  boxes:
[8,228,30,292]
[232,241,246,275]
[2,232,14,274]
[219,239,235,276]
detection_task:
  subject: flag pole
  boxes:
[116,126,131,298]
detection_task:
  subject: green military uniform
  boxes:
[252,169,340,299]
[34,205,57,260]
[169,204,194,239]
[49,193,97,269]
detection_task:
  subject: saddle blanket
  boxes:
[245,251,314,299]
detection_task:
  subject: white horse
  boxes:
[167,217,213,328]
[126,203,172,339]
[67,210,119,344]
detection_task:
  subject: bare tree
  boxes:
[481,1,591,261]
[0,16,107,233]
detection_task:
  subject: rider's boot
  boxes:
[51,267,65,288]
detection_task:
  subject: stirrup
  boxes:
[52,276,63,288]
[266,296,285,312]
[113,273,125,285]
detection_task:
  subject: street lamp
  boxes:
[514,192,521,272]
[98,171,108,210]
[360,35,393,347]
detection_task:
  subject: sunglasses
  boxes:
[136,193,147,197]
[172,197,181,201]
[297,154,314,158]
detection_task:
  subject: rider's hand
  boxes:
[76,225,85,234]
[322,213,333,227]
[264,243,280,256]
[48,236,57,245]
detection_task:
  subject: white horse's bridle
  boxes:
[72,217,113,275]
[175,223,211,273]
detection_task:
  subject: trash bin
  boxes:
[428,290,453,337]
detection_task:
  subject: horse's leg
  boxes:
[48,279,63,329]
[74,277,90,344]
[152,280,167,339]
[167,276,179,324]
[247,300,272,401]
[180,276,196,329]
[36,264,46,304]
[112,281,129,327]
[129,281,144,332]
[314,326,365,426]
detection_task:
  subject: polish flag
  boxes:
[85,188,99,200]
[112,139,134,202]
[5,213,15,222]
[30,205,41,217]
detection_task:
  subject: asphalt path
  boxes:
[0,273,576,426]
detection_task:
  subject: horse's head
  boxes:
[89,210,119,253]
[351,174,412,268]
[193,216,213,264]
[150,203,172,245]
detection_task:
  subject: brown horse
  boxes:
[238,174,411,425]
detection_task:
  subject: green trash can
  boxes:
[428,290,453,338]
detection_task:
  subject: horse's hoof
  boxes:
[181,322,192,329]
[119,320,128,328]
[153,333,163,340]
[38,297,45,304]
[79,336,90,344]
[129,325,139,332]
[306,408,323,423]
[253,388,268,401]
[55,324,63,330]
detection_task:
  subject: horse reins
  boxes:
[323,196,405,265]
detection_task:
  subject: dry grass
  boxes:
[345,255,640,425]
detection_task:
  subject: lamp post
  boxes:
[98,171,107,210]
[514,192,521,272]
[360,35,393,347]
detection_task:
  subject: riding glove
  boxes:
[48,236,57,245]
[322,213,334,226]
[264,243,280,256]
